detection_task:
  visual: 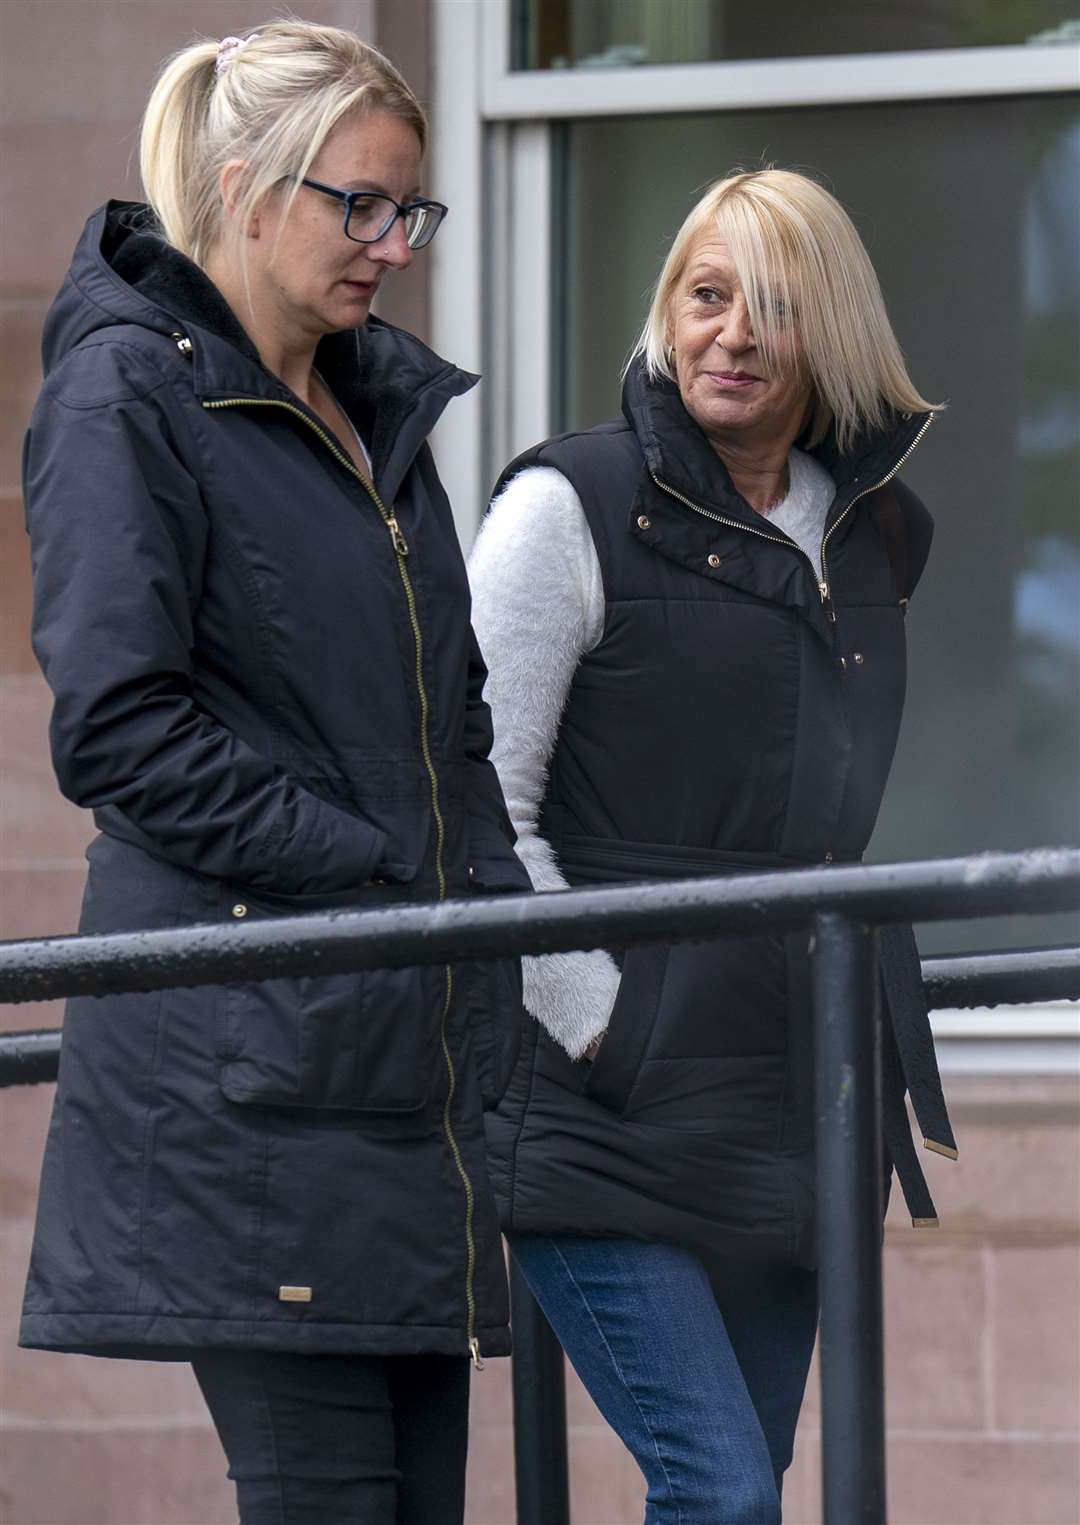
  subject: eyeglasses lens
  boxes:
[344,195,443,249]
[403,205,437,249]
[346,195,396,243]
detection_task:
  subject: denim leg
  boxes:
[509,1235,781,1525]
[704,1258,819,1493]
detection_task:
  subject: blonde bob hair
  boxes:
[631,168,941,453]
[139,18,426,267]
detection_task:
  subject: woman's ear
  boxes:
[219,160,259,238]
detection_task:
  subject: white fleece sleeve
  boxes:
[468,465,621,1059]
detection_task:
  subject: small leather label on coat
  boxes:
[278,1285,313,1303]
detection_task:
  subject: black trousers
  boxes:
[191,1350,471,1525]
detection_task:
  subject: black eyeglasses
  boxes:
[299,178,448,249]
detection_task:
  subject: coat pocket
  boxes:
[582,943,670,1116]
[215,889,442,1114]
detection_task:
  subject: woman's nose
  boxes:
[716,295,755,353]
[369,215,414,271]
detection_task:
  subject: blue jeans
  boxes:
[509,1235,818,1525]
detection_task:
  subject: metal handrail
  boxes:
[4,945,1076,1089]
[0,846,1077,1525]
[0,848,1076,1004]
[921,945,1080,1008]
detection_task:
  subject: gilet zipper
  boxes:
[202,391,484,1368]
[651,471,827,603]
[818,412,935,622]
[650,411,935,623]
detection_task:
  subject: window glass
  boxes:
[516,1,1079,70]
[557,95,1080,953]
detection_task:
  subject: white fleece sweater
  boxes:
[467,450,834,1058]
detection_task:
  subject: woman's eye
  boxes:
[756,298,792,325]
[692,286,725,305]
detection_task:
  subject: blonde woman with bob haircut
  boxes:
[469,168,955,1523]
[19,20,530,1523]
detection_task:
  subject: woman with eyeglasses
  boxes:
[18,20,528,1524]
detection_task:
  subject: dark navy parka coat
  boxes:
[19,203,530,1361]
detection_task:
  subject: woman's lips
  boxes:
[707,371,760,391]
[343,279,377,298]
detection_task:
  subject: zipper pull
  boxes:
[819,579,837,624]
[171,332,193,358]
[386,516,409,557]
[469,1337,484,1371]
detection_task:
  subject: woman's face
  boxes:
[251,108,422,341]
[667,233,813,458]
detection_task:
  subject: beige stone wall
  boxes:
[5,1074,1078,1522]
[1,4,1077,1523]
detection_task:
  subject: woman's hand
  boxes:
[583,1031,606,1063]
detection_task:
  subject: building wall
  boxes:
[1,4,1077,1524]
[4,1074,1078,1523]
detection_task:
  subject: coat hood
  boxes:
[43,201,477,487]
[621,355,930,520]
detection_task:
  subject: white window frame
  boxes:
[481,2,1080,121]
[433,3,1080,529]
[429,0,1079,1071]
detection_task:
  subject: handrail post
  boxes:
[813,911,886,1524]
[509,1253,571,1525]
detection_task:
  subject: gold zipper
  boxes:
[650,411,934,623]
[202,396,413,555]
[651,471,828,603]
[202,392,483,1366]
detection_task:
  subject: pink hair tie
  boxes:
[215,34,257,77]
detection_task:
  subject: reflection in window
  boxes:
[514,1,1080,70]
[555,96,1079,951]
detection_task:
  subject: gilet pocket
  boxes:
[215,890,441,1114]
[582,943,670,1116]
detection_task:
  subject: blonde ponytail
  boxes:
[138,21,426,268]
[139,40,219,260]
